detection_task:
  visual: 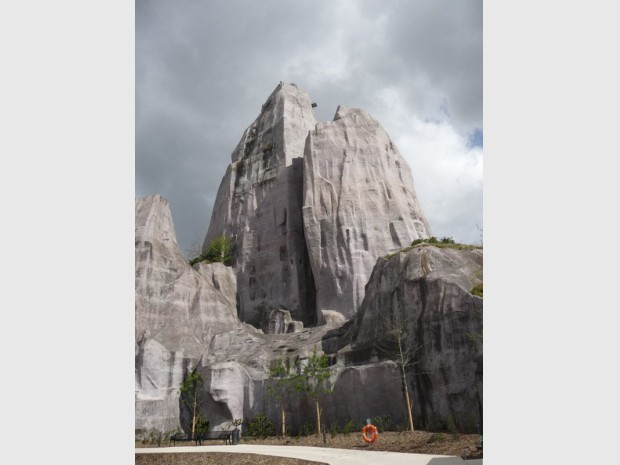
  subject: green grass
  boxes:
[471,283,483,298]
[384,241,482,260]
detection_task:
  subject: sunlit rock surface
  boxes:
[303,105,432,319]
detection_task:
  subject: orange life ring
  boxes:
[362,424,378,443]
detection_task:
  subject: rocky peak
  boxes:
[303,104,432,319]
[135,194,178,246]
[205,83,318,328]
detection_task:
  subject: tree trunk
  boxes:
[398,335,414,432]
[281,403,286,438]
[403,375,415,432]
[316,400,322,435]
[191,391,197,439]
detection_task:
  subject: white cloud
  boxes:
[372,87,483,245]
[136,0,482,251]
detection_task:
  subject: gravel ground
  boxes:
[136,430,482,460]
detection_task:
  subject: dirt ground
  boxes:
[135,452,326,465]
[136,430,482,461]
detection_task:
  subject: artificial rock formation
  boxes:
[205,83,317,327]
[135,194,483,436]
[303,105,432,318]
[336,245,484,432]
[206,85,432,325]
[135,195,243,432]
[136,84,482,436]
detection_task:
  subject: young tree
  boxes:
[179,369,204,439]
[267,357,299,438]
[299,348,332,436]
[375,320,423,433]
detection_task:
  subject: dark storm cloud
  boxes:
[136,0,483,254]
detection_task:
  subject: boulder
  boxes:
[258,305,304,334]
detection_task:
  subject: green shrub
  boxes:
[298,422,315,437]
[471,283,483,298]
[148,430,163,446]
[190,235,233,266]
[328,422,339,438]
[372,415,393,432]
[446,415,458,435]
[440,236,455,244]
[196,416,210,434]
[247,412,274,438]
[429,432,446,443]
[342,419,356,435]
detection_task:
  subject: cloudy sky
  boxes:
[136,0,482,255]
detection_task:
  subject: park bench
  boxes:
[169,432,194,446]
[195,431,232,445]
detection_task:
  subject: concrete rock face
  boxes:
[135,195,482,436]
[136,84,482,437]
[337,245,484,432]
[135,195,242,433]
[205,83,318,327]
[303,105,432,319]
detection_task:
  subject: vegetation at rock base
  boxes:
[446,415,459,435]
[136,426,483,460]
[429,432,447,443]
[247,412,275,438]
[267,357,301,438]
[297,348,333,436]
[189,235,232,266]
[471,282,483,298]
[375,317,423,433]
[179,370,206,439]
[222,418,243,431]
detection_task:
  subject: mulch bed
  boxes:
[137,430,482,460]
[135,452,326,465]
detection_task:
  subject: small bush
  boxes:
[429,432,446,443]
[328,422,339,438]
[190,235,233,266]
[440,236,455,244]
[342,419,356,435]
[372,414,393,432]
[298,422,315,437]
[148,430,163,446]
[471,283,483,298]
[247,412,275,438]
[196,416,210,434]
[446,415,459,435]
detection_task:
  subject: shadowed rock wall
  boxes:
[205,83,317,327]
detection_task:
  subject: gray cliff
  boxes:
[135,195,244,432]
[136,84,482,437]
[135,197,482,435]
[334,245,483,431]
[205,83,317,327]
[303,105,432,319]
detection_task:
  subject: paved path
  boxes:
[136,444,470,465]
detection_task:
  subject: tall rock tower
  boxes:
[205,83,318,327]
[302,106,432,318]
